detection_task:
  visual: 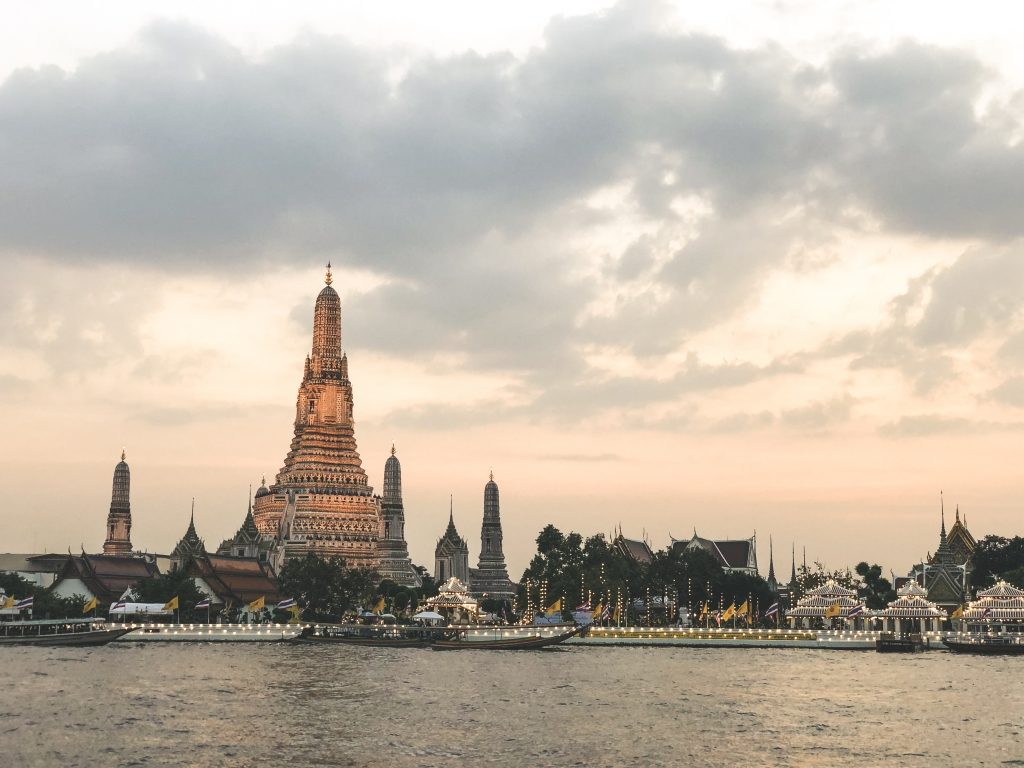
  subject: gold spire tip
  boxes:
[325,261,333,286]
[121,447,126,461]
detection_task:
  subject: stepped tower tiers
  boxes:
[434,499,470,584]
[252,265,381,569]
[102,450,133,555]
[377,445,420,587]
[469,472,515,600]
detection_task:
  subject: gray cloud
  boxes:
[3,5,1024,423]
[878,414,1024,437]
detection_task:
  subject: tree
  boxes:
[855,562,895,609]
[134,570,206,620]
[277,554,379,621]
[971,535,1024,589]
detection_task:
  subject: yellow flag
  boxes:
[287,605,302,624]
[83,597,98,613]
[163,596,179,612]
[248,596,265,612]
[1,595,14,609]
[722,603,736,621]
[591,603,603,621]
[950,605,964,619]
[737,600,749,617]
[546,599,562,616]
[699,602,708,619]
[371,597,385,613]
[825,601,842,618]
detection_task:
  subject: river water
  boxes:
[3,643,1023,767]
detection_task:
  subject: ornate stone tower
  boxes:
[377,445,420,586]
[252,265,381,569]
[170,501,207,571]
[102,450,133,554]
[435,500,470,584]
[469,472,515,600]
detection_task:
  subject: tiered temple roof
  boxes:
[425,577,479,618]
[51,553,159,603]
[963,580,1024,621]
[877,581,945,620]
[786,580,867,619]
[184,554,281,609]
[673,532,758,576]
[252,266,382,569]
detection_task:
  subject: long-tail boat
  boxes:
[430,624,582,650]
[0,618,134,647]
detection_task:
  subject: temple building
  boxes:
[961,581,1024,633]
[785,580,869,629]
[184,554,281,615]
[876,581,945,634]
[376,446,419,587]
[424,576,479,623]
[169,503,207,572]
[102,450,133,555]
[468,472,515,601]
[434,500,470,584]
[766,537,778,594]
[922,508,967,612]
[50,551,159,605]
[673,532,759,577]
[945,505,977,564]
[252,265,381,570]
[613,527,654,564]
[217,490,274,565]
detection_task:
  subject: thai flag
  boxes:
[15,597,33,610]
[576,602,591,611]
[196,597,212,609]
[277,598,297,610]
[111,601,126,611]
[847,604,864,617]
[982,606,993,618]
[764,602,779,617]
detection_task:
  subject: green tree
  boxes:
[855,562,896,609]
[970,535,1024,589]
[134,570,206,620]
[277,554,379,621]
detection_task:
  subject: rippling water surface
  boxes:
[4,643,1023,767]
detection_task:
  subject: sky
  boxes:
[2,1,1023,580]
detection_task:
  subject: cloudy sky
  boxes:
[2,1,1023,579]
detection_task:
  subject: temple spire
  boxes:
[103,449,133,555]
[325,261,333,286]
[767,536,776,581]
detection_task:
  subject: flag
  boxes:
[981,606,993,618]
[196,597,212,609]
[83,597,98,613]
[276,598,297,610]
[699,602,709,620]
[576,601,591,611]
[949,605,964,620]
[722,603,736,621]
[111,601,126,612]
[1,595,14,609]
[737,600,749,618]
[764,602,779,618]
[824,601,842,618]
[15,597,34,610]
[846,604,864,617]
[163,596,179,612]
[370,597,385,614]
[545,599,562,617]
[248,596,265,612]
[611,605,620,623]
[591,603,603,621]
[287,605,302,624]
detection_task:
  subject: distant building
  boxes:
[469,473,515,601]
[50,552,159,604]
[613,528,654,565]
[217,490,274,565]
[0,554,66,589]
[672,532,758,577]
[922,508,967,612]
[170,505,207,572]
[376,446,419,587]
[182,553,281,614]
[252,265,381,570]
[425,577,478,623]
[435,501,470,584]
[102,450,133,555]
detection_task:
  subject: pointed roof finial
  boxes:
[191,497,195,523]
[261,474,266,486]
[121,447,126,461]
[449,494,454,522]
[248,484,252,513]
[325,261,333,286]
[489,469,494,482]
[391,442,396,457]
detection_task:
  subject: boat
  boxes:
[430,624,582,650]
[0,618,134,647]
[299,624,442,647]
[943,635,1024,655]
[876,632,924,653]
